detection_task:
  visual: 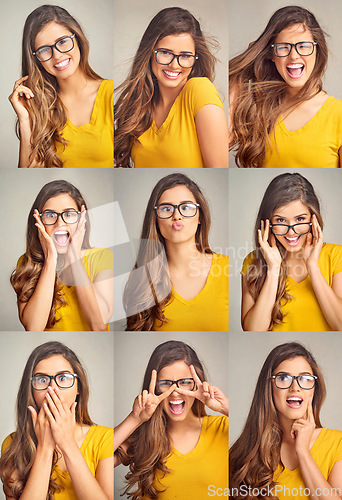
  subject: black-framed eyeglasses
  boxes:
[156,378,195,393]
[40,210,80,225]
[31,372,78,390]
[33,34,76,62]
[271,41,317,57]
[270,222,312,236]
[153,49,198,68]
[155,203,200,219]
[271,373,317,390]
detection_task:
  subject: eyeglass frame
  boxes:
[270,222,312,236]
[31,372,78,390]
[33,34,76,62]
[271,374,317,390]
[154,203,200,219]
[153,49,198,68]
[271,41,317,57]
[39,210,81,225]
[156,377,195,391]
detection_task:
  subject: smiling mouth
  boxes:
[53,230,70,247]
[54,58,71,70]
[284,235,301,246]
[169,400,185,415]
[163,70,181,79]
[286,397,303,409]
[286,63,304,79]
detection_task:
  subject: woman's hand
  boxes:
[28,404,55,452]
[9,76,34,121]
[131,369,176,423]
[291,398,316,456]
[258,219,282,272]
[33,209,58,264]
[177,365,229,416]
[304,214,323,272]
[43,386,77,453]
[68,205,86,262]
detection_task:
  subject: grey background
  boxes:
[1,0,114,168]
[229,0,342,167]
[228,168,342,331]
[229,332,342,444]
[0,331,113,500]
[114,0,228,114]
[113,168,229,328]
[114,330,229,498]
[0,169,114,331]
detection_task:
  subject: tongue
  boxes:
[287,400,301,407]
[54,233,69,245]
[169,402,184,415]
[288,66,302,77]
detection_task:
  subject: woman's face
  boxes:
[40,193,81,254]
[32,354,78,410]
[156,185,200,246]
[271,356,315,421]
[34,21,81,79]
[158,360,196,422]
[270,199,312,253]
[272,23,316,92]
[151,33,195,92]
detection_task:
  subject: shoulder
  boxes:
[181,77,223,113]
[88,425,114,442]
[1,433,15,455]
[84,248,114,265]
[326,96,342,110]
[241,251,256,276]
[185,77,216,91]
[16,255,25,267]
[213,253,229,266]
[99,79,114,94]
[321,243,342,268]
[204,415,229,434]
[86,426,114,459]
[319,428,342,450]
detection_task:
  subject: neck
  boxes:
[165,240,203,268]
[284,249,305,264]
[167,411,201,434]
[156,81,186,108]
[57,68,89,96]
[278,413,297,444]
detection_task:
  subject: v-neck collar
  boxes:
[278,428,323,473]
[171,416,207,458]
[279,96,333,136]
[151,80,190,134]
[171,254,216,305]
[55,425,93,475]
[65,80,105,131]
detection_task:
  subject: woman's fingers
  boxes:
[149,369,157,395]
[28,405,38,426]
[43,401,55,425]
[307,397,315,424]
[190,365,202,386]
[48,387,66,413]
[45,393,59,420]
[142,389,148,407]
[158,383,176,402]
[13,75,29,88]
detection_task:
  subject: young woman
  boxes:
[230,342,342,500]
[241,173,342,331]
[114,7,228,168]
[123,173,228,331]
[115,340,228,499]
[0,341,114,499]
[10,180,114,331]
[9,5,113,168]
[229,5,342,168]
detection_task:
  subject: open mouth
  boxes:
[286,396,303,409]
[53,230,70,247]
[54,58,71,70]
[169,400,185,415]
[284,235,301,247]
[286,63,304,79]
[172,222,183,230]
[163,70,181,80]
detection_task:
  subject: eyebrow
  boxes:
[42,207,77,212]
[275,371,313,376]
[159,200,196,205]
[33,370,72,376]
[156,47,194,54]
[36,35,72,50]
[273,212,309,218]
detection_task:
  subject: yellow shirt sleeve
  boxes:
[84,248,114,281]
[1,433,14,455]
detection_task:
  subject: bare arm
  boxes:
[195,104,228,168]
[241,220,281,331]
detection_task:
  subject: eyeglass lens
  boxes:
[156,203,198,219]
[271,223,311,236]
[155,50,196,68]
[35,36,74,62]
[273,42,315,57]
[32,372,76,390]
[156,378,195,392]
[40,210,79,225]
[274,374,315,389]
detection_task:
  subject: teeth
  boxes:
[54,231,68,235]
[287,64,304,69]
[285,237,299,241]
[55,59,70,69]
[169,400,184,405]
[287,397,302,402]
[164,70,180,77]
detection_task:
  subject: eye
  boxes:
[277,374,290,382]
[274,217,286,223]
[157,380,171,388]
[43,211,56,219]
[160,50,173,56]
[58,37,69,46]
[159,205,173,213]
[179,378,193,388]
[181,203,195,211]
[37,46,50,55]
[180,54,193,59]
[36,375,49,384]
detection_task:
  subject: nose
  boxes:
[172,206,182,220]
[289,377,301,390]
[169,55,181,69]
[288,45,300,59]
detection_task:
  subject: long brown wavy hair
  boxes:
[116,340,207,499]
[246,173,323,330]
[229,342,326,500]
[20,5,102,167]
[10,180,91,329]
[0,341,94,499]
[229,5,328,167]
[114,7,218,167]
[123,173,212,331]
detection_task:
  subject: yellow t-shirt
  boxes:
[241,243,342,331]
[1,426,113,500]
[17,248,113,331]
[144,415,228,500]
[154,254,229,331]
[56,79,114,168]
[273,428,342,499]
[263,96,342,168]
[132,77,225,168]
